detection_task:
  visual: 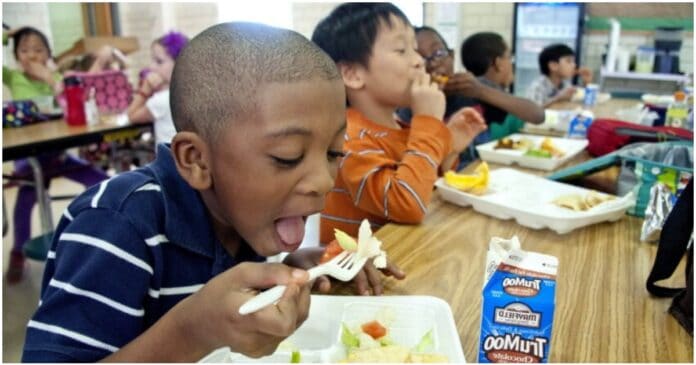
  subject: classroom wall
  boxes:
[3,2,692,92]
[47,3,85,57]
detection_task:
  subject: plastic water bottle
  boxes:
[665,91,688,129]
[64,75,86,126]
[85,87,100,126]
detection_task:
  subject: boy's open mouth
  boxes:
[275,216,307,248]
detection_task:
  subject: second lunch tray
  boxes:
[435,168,634,234]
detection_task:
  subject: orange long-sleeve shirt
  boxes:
[319,108,453,243]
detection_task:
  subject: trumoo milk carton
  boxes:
[478,236,558,363]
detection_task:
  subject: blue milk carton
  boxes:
[478,237,558,363]
[567,110,594,139]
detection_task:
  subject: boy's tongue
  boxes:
[275,217,305,246]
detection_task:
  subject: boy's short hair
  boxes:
[311,3,411,68]
[538,43,575,76]
[12,26,52,58]
[460,32,506,76]
[170,22,340,144]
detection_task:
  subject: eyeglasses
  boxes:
[424,48,452,65]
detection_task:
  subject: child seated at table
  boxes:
[526,43,593,108]
[22,21,403,362]
[127,31,189,146]
[2,26,108,284]
[312,3,487,247]
[459,31,545,135]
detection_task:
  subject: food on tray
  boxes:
[341,312,447,363]
[539,137,565,158]
[320,219,387,268]
[494,137,533,151]
[443,161,489,195]
[432,74,449,86]
[552,191,615,211]
[524,148,552,158]
[494,137,565,159]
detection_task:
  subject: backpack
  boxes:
[646,178,693,335]
[586,119,692,157]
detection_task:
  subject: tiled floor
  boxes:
[2,162,84,363]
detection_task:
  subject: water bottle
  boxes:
[64,75,86,126]
[665,91,688,129]
[85,87,100,126]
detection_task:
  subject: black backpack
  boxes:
[646,178,693,335]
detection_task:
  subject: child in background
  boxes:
[526,43,593,108]
[127,31,189,146]
[459,31,545,130]
[3,27,62,99]
[23,22,402,362]
[2,27,108,283]
[400,27,544,129]
[312,3,486,247]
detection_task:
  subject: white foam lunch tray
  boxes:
[199,295,465,363]
[435,168,634,234]
[476,133,589,171]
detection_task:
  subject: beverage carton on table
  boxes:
[479,236,558,363]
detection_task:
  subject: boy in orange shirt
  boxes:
[312,3,486,244]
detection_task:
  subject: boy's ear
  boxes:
[170,131,212,190]
[548,61,560,74]
[338,62,365,90]
[492,56,503,73]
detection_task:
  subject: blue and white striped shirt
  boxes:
[22,144,264,362]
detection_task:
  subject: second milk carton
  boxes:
[478,236,558,363]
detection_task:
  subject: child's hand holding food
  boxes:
[410,69,446,121]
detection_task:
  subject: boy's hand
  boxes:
[446,107,487,153]
[443,72,483,98]
[283,247,406,296]
[576,67,593,85]
[174,262,310,358]
[557,86,577,102]
[351,259,405,296]
[410,70,446,121]
[141,72,165,97]
[22,61,53,84]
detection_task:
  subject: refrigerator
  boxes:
[511,2,585,96]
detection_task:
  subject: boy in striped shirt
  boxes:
[312,3,487,267]
[23,22,360,362]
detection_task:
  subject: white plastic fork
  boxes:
[238,251,368,315]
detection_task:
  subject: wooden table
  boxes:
[2,115,152,237]
[329,97,692,361]
[358,159,693,362]
[3,115,150,162]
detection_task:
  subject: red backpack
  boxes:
[587,119,693,156]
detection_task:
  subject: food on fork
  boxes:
[443,162,489,195]
[320,219,387,268]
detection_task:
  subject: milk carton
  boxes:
[478,236,558,363]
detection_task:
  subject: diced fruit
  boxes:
[334,229,358,251]
[361,320,388,339]
[319,239,344,263]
